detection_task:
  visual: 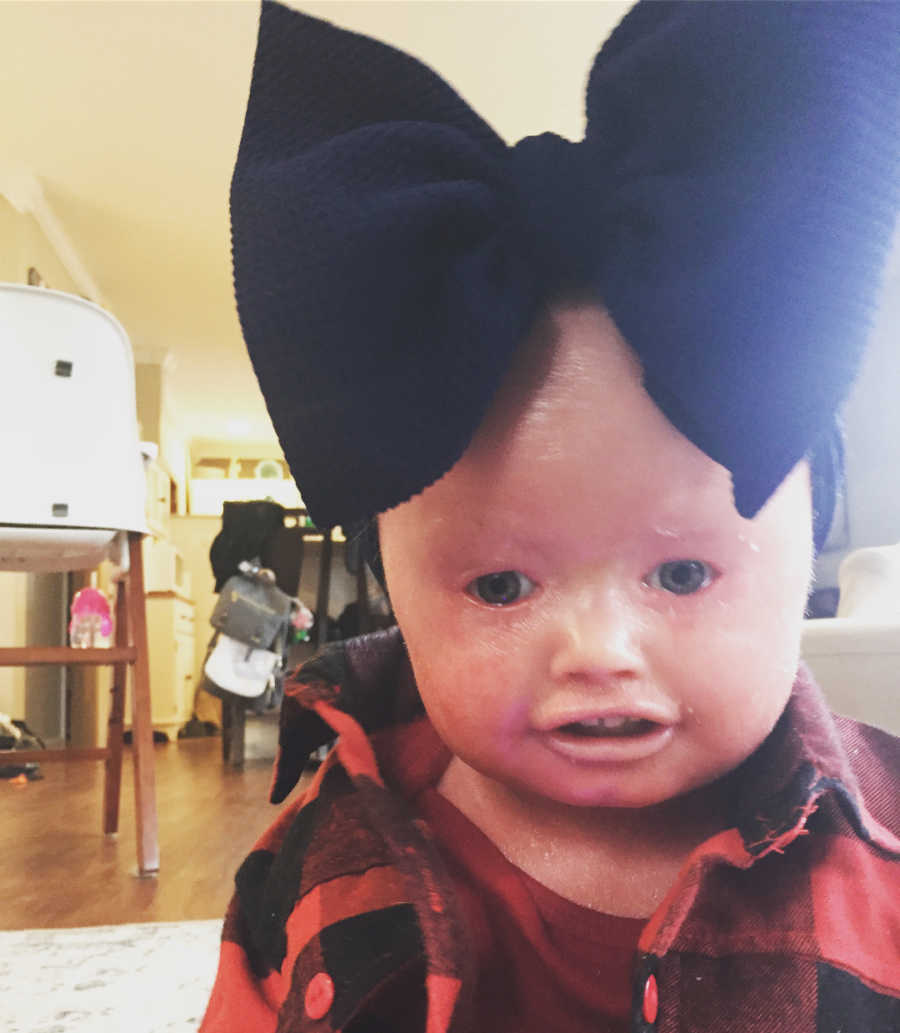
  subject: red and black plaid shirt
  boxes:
[201,627,900,1033]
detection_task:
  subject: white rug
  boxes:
[0,919,223,1033]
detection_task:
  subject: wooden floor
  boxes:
[0,728,312,930]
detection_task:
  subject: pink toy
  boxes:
[290,601,314,632]
[69,587,113,648]
[290,600,314,643]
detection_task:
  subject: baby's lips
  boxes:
[538,710,677,763]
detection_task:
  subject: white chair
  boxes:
[0,283,159,875]
[802,542,900,735]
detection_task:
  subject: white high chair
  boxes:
[0,283,159,875]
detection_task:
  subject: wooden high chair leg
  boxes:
[102,580,128,836]
[0,533,159,874]
[124,532,159,875]
[127,532,159,874]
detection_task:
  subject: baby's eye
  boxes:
[467,570,536,607]
[645,560,715,596]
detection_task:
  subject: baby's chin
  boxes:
[500,757,745,819]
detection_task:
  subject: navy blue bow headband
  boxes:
[232,1,900,534]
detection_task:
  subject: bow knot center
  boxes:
[509,133,605,288]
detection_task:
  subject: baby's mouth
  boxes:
[557,716,659,738]
[539,708,675,761]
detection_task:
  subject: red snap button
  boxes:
[305,972,335,1020]
[642,973,659,1025]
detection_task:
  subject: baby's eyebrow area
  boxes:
[424,527,548,573]
[645,523,727,546]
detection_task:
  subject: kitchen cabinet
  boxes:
[127,590,195,740]
[145,458,172,538]
[188,445,303,516]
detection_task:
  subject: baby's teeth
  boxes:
[560,715,653,737]
[599,716,627,730]
[578,715,629,730]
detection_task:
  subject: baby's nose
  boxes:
[548,590,645,683]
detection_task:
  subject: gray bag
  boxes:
[210,570,293,651]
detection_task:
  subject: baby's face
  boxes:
[380,304,813,812]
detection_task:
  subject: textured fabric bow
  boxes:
[231,0,900,531]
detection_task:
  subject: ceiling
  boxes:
[0,0,632,451]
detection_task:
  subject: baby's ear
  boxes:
[809,421,845,554]
[347,518,388,595]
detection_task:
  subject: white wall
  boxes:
[815,239,900,589]
[0,574,28,720]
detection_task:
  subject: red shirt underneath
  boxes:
[416,788,644,1033]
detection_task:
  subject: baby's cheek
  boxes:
[693,659,795,769]
[685,608,794,698]
[408,640,485,720]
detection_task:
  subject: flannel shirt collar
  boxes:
[272,626,900,862]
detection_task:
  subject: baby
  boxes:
[203,3,900,1031]
[379,302,815,921]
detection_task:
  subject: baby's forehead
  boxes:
[417,305,736,533]
[472,305,621,426]
[469,303,699,472]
